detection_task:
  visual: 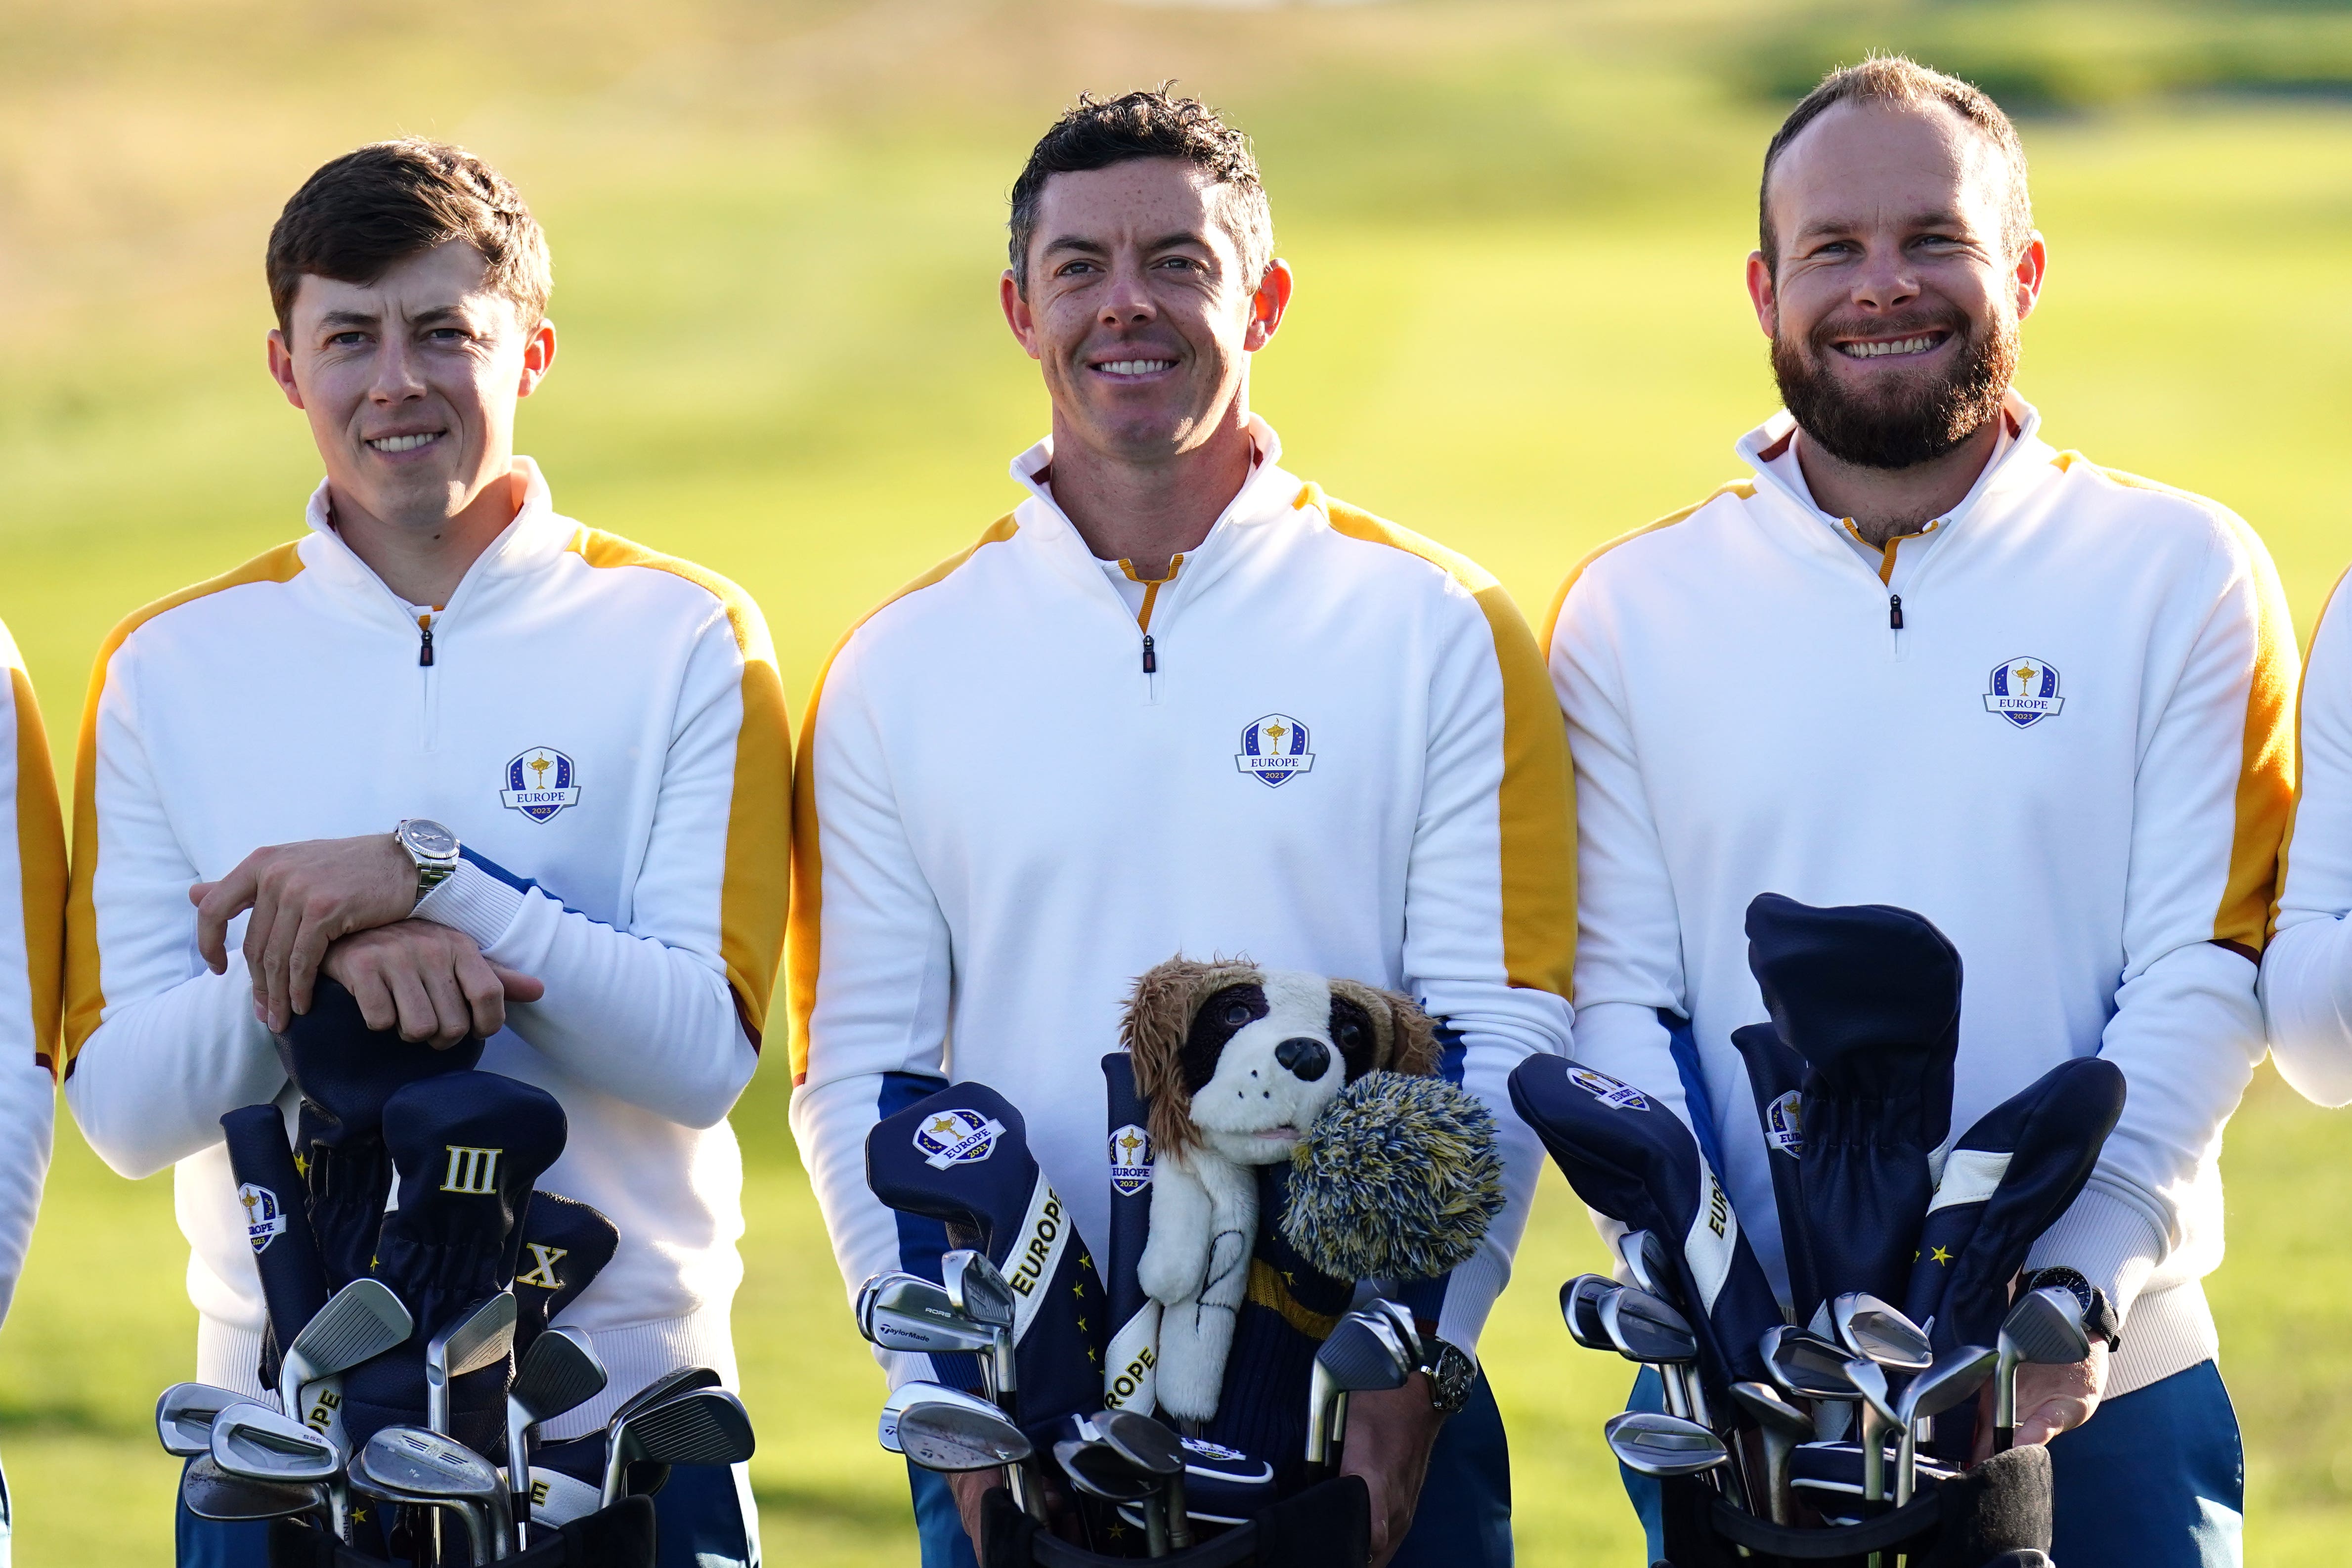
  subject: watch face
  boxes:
[402,820,459,860]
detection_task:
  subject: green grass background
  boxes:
[4,0,2352,1560]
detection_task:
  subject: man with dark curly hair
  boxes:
[792,89,1573,1567]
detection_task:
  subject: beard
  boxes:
[1772,307,2018,470]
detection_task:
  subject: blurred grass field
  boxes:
[5,0,2352,1561]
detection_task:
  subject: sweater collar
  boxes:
[1735,389,2056,546]
[299,456,574,613]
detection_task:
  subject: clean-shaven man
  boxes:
[62,141,788,1567]
[0,623,64,1568]
[1548,59,2287,1568]
[790,89,1573,1568]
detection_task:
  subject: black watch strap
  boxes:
[2018,1266,2123,1352]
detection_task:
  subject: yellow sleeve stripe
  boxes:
[1303,483,1577,999]
[64,542,308,1069]
[568,529,793,1041]
[2073,462,2297,955]
[1537,481,1756,655]
[788,514,1022,1085]
[2271,562,2352,937]
[10,669,64,1083]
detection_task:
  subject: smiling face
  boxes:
[1001,158,1288,469]
[267,238,554,536]
[1748,98,2043,469]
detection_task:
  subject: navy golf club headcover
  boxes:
[868,1081,1109,1429]
[1934,1056,2127,1353]
[275,974,485,1290]
[1728,1021,1818,1326]
[1101,1053,1158,1414]
[1746,892,1961,1311]
[220,1103,333,1392]
[512,1190,622,1363]
[1508,1054,1783,1398]
[341,1069,566,1458]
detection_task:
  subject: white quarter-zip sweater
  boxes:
[788,421,1576,1367]
[1549,393,2293,1398]
[2259,572,2352,1105]
[62,461,791,1437]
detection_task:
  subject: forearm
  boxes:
[0,1052,53,1323]
[2260,913,2352,1108]
[64,962,282,1177]
[420,865,754,1127]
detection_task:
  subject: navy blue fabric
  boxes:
[1661,1009,1734,1190]
[511,1190,621,1363]
[1746,892,1960,1311]
[1197,1164,1353,1486]
[906,1373,1510,1567]
[867,1081,1107,1428]
[1099,1053,1154,1410]
[174,1456,270,1567]
[1508,1054,1782,1398]
[1618,1360,2244,1568]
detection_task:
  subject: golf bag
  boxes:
[268,1495,656,1568]
[979,1475,1370,1568]
[1655,1443,2053,1568]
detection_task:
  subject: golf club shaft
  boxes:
[1762,1431,1792,1527]
[1166,1468,1191,1551]
[1144,1491,1169,1557]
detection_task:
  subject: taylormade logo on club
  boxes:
[440,1146,503,1195]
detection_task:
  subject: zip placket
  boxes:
[1843,518,1942,656]
[1121,554,1184,704]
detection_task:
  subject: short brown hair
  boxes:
[266,139,551,335]
[1008,87,1271,296]
[1759,56,2032,272]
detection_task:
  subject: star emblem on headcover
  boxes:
[1930,1245,1954,1265]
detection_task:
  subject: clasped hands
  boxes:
[190,832,541,1046]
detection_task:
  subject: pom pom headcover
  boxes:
[1282,1072,1503,1281]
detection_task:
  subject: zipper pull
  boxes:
[1888,594,1904,631]
[418,616,436,668]
[1141,634,1157,675]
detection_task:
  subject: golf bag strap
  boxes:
[1692,1446,2052,1566]
[981,1477,1370,1568]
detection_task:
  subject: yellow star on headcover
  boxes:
[1931,1246,1953,1265]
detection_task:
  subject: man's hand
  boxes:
[318,920,543,1048]
[1972,1341,2109,1458]
[1340,1374,1447,1567]
[191,833,421,1031]
[947,1466,1087,1549]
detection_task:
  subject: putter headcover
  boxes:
[1930,1056,2127,1355]
[220,1104,333,1393]
[1728,1022,1818,1326]
[1101,1053,1160,1415]
[275,975,486,1289]
[1746,892,1961,1311]
[511,1190,621,1365]
[1281,1072,1503,1282]
[343,1070,566,1456]
[1508,1054,1782,1396]
[868,1081,1109,1427]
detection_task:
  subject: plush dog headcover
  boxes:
[1121,956,1438,1164]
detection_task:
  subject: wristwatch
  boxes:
[394,819,461,906]
[1424,1337,1478,1414]
[2017,1266,2123,1352]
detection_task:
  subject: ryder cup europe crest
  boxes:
[914,1108,1007,1171]
[1108,1123,1154,1197]
[238,1182,288,1255]
[500,746,583,822]
[1983,658,2064,729]
[1235,713,1314,787]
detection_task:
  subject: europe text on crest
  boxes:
[1983,658,2064,729]
[1235,713,1314,787]
[238,1182,288,1255]
[914,1108,1007,1171]
[1766,1090,1804,1158]
[1567,1065,1651,1112]
[501,746,584,822]
[1108,1123,1154,1197]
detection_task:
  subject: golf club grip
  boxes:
[1994,1423,2015,1452]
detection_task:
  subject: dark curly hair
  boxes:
[267,138,550,334]
[1007,86,1271,296]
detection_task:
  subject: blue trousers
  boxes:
[1620,1359,2244,1567]
[910,1372,1513,1565]
[176,1458,758,1566]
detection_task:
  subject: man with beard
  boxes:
[1546,57,2285,1568]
